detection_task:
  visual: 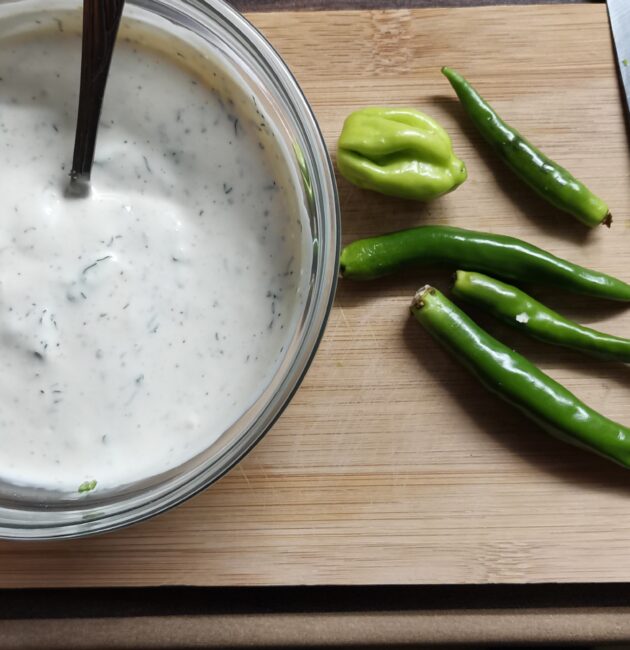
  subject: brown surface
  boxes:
[6,583,630,646]
[6,608,630,648]
[2,4,630,588]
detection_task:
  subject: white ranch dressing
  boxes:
[0,21,307,491]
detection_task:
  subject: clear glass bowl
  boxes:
[0,0,339,539]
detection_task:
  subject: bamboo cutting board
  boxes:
[2,4,630,587]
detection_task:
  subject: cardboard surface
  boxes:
[5,608,630,648]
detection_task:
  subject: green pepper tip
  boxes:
[441,66,459,82]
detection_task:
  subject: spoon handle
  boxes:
[70,0,125,186]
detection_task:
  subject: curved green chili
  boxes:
[339,225,630,301]
[442,67,611,228]
[410,286,630,468]
[452,270,630,362]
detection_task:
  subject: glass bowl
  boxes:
[0,0,339,539]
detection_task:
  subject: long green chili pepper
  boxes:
[410,286,630,468]
[441,67,611,228]
[452,270,630,362]
[339,225,630,301]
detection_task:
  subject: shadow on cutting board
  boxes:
[334,172,436,244]
[401,313,630,493]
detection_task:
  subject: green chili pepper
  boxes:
[410,285,630,468]
[441,67,611,228]
[337,107,467,201]
[452,270,630,362]
[339,225,630,301]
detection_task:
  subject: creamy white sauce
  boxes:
[0,24,306,491]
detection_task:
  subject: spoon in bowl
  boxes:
[68,0,126,198]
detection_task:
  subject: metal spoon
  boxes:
[68,0,125,198]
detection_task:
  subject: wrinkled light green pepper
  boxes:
[337,107,467,201]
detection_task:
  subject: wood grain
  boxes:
[229,1,590,10]
[2,4,630,587]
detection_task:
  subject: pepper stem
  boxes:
[410,285,434,312]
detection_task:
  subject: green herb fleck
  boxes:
[624,59,629,67]
[82,255,111,275]
[78,479,97,493]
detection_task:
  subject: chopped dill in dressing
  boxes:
[0,20,308,491]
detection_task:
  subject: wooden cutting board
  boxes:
[2,3,630,587]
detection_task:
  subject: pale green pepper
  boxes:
[336,107,467,201]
